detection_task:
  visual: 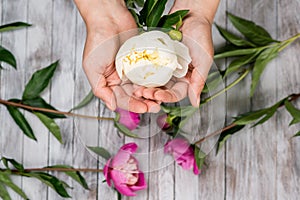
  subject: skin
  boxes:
[74,0,220,112]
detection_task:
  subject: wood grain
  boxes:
[0,1,27,199]
[22,0,52,199]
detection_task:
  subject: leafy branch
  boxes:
[194,93,300,153]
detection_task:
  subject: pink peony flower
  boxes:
[156,114,171,130]
[103,143,147,196]
[164,138,200,175]
[115,108,140,130]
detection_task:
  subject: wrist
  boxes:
[172,0,220,24]
[74,0,126,29]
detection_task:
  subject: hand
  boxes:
[75,0,161,113]
[136,0,219,107]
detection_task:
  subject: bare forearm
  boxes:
[173,0,220,23]
[73,0,126,26]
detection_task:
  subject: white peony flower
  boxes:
[115,31,192,87]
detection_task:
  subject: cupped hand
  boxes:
[137,2,215,107]
[82,4,161,113]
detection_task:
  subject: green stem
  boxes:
[200,68,250,105]
[0,167,103,173]
[0,99,114,121]
[195,92,300,145]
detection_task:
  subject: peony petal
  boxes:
[103,158,112,186]
[129,171,147,191]
[116,108,140,130]
[164,138,191,154]
[114,183,136,196]
[172,40,192,78]
[110,169,128,184]
[120,143,138,154]
[111,170,136,196]
[112,151,130,167]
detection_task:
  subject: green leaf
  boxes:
[140,0,157,24]
[214,47,262,59]
[284,100,300,125]
[202,71,224,93]
[216,125,245,153]
[253,99,285,126]
[21,97,65,118]
[224,53,258,77]
[0,172,28,200]
[234,109,269,125]
[47,165,89,190]
[6,105,36,141]
[114,121,139,138]
[134,0,144,7]
[24,172,71,198]
[158,10,189,28]
[22,61,58,100]
[293,131,300,137]
[146,0,168,27]
[70,90,94,112]
[227,12,278,45]
[0,183,11,200]
[194,146,206,170]
[215,24,256,47]
[0,22,31,33]
[87,146,111,160]
[129,9,143,28]
[34,112,63,143]
[161,105,198,117]
[250,46,279,96]
[1,157,24,172]
[0,45,17,69]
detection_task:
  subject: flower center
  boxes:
[115,157,139,185]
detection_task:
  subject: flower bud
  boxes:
[156,114,171,130]
[168,30,183,41]
[115,108,140,130]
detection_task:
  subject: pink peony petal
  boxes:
[129,171,147,191]
[164,138,190,154]
[110,169,128,185]
[103,158,112,186]
[114,183,136,196]
[116,108,140,130]
[120,143,138,154]
[112,151,130,167]
[111,170,136,196]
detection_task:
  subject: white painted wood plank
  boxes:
[22,0,53,199]
[98,105,122,199]
[276,0,300,199]
[72,7,100,200]
[0,1,27,199]
[148,113,174,200]
[47,1,77,199]
[225,1,254,200]
[248,0,277,199]
[196,1,227,199]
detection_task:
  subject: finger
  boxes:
[154,81,188,102]
[112,86,148,113]
[143,99,161,113]
[142,88,160,100]
[188,69,206,107]
[93,75,117,111]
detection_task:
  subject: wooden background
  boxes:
[1,0,300,199]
